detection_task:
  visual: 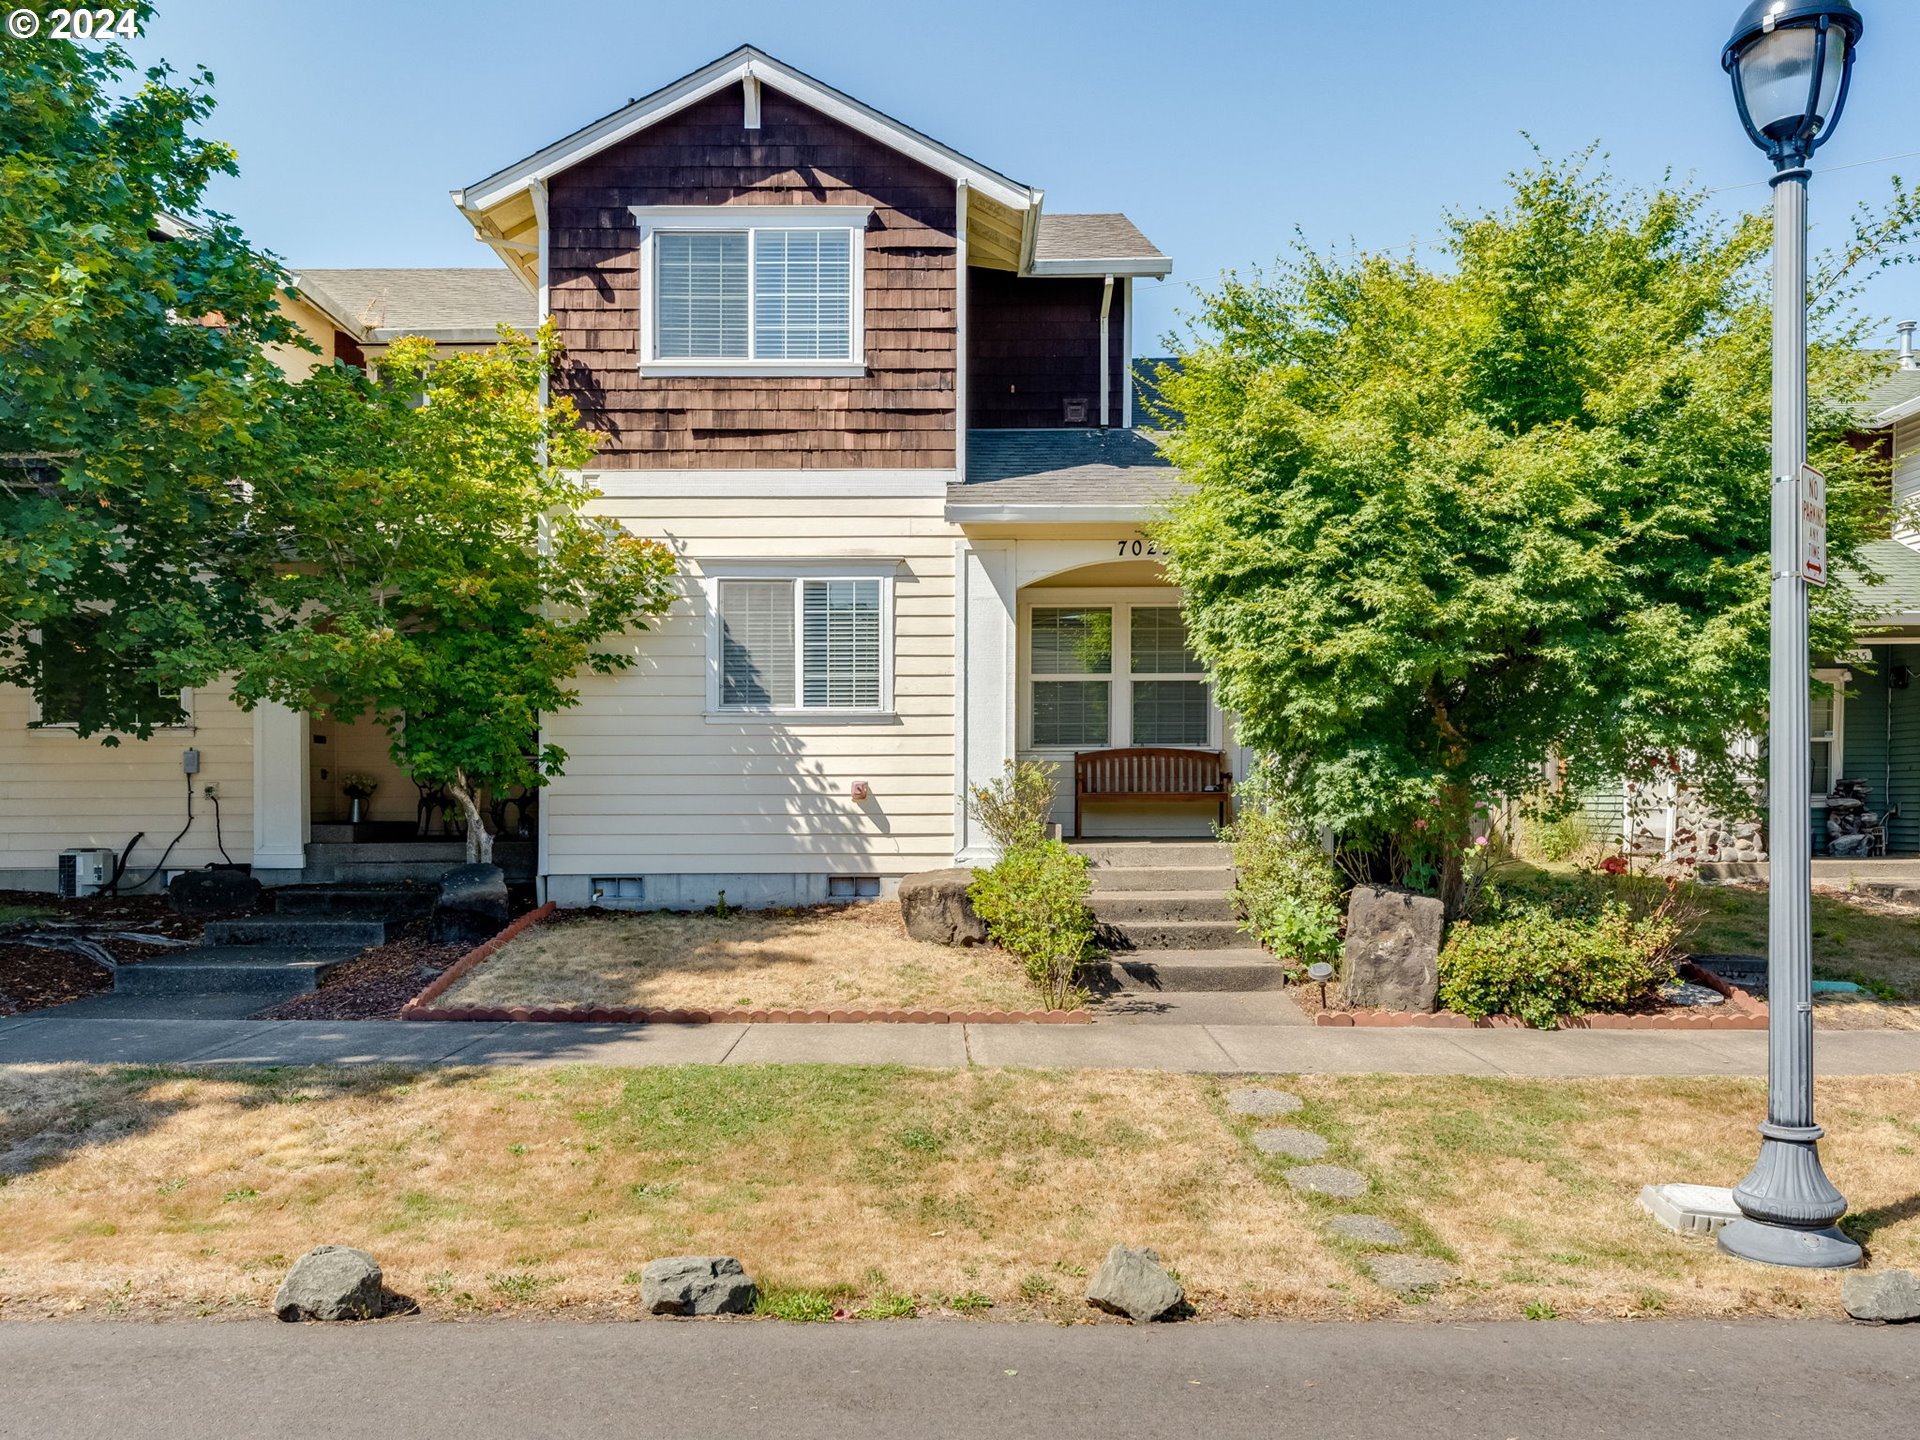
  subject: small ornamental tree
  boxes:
[0,6,303,736]
[1150,157,1918,916]
[223,327,677,864]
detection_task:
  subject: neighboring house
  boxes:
[271,267,535,377]
[1596,339,1920,862]
[2,45,1202,900]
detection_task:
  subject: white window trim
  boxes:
[631,204,873,378]
[701,560,897,724]
[22,627,194,734]
[1019,590,1218,754]
[1811,667,1847,805]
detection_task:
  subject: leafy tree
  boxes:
[219,328,678,864]
[1150,157,1917,915]
[0,5,302,737]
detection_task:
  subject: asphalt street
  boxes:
[0,1318,1913,1439]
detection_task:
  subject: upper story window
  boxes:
[632,206,872,378]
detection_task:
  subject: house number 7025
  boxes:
[1116,538,1161,557]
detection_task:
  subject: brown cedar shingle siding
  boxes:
[966,268,1126,429]
[548,86,957,470]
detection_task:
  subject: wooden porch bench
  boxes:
[1072,747,1234,839]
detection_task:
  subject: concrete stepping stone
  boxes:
[1226,1088,1303,1117]
[1284,1164,1369,1199]
[1328,1215,1407,1247]
[1368,1255,1457,1295]
[1253,1127,1328,1160]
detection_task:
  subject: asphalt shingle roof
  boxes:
[1033,214,1164,264]
[1862,365,1920,422]
[296,267,535,341]
[951,429,1184,507]
[1846,539,1920,620]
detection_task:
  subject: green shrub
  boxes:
[1225,806,1343,969]
[1519,807,1596,865]
[967,758,1059,851]
[968,839,1097,1009]
[1438,898,1682,1029]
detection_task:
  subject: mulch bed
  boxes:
[255,917,467,1022]
[0,890,207,1017]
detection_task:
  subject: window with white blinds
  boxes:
[647,222,860,365]
[715,575,888,714]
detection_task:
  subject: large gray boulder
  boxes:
[1342,885,1444,1012]
[1085,1245,1184,1323]
[641,1256,758,1316]
[898,868,988,947]
[432,863,509,947]
[1843,1269,1920,1323]
[168,867,261,918]
[274,1245,384,1322]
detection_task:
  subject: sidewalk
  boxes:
[4,1012,1920,1075]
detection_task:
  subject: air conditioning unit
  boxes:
[58,847,117,898]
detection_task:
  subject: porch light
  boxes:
[1723,0,1862,169]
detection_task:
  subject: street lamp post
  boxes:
[1718,0,1865,1270]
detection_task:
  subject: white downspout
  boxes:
[1098,273,1114,428]
[1122,276,1134,427]
[530,177,552,904]
[955,180,969,480]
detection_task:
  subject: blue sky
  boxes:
[129,0,1920,354]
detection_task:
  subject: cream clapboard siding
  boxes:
[0,681,255,889]
[542,493,957,887]
[1895,414,1920,549]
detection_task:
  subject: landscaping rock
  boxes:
[1225,1088,1303,1117]
[1342,885,1444,1012]
[1253,1127,1329,1160]
[432,863,509,947]
[1328,1215,1408,1248]
[1284,1165,1370,1199]
[897,868,987,947]
[640,1256,758,1316]
[1085,1245,1185,1324]
[168,867,261,918]
[273,1245,384,1322]
[1843,1269,1920,1323]
[1368,1255,1457,1295]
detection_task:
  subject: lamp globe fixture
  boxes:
[1723,0,1864,169]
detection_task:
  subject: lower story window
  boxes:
[1810,688,1840,796]
[29,614,189,731]
[715,573,889,714]
[1027,602,1210,749]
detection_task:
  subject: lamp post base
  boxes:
[1718,1218,1862,1269]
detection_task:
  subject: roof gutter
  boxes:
[944,502,1160,525]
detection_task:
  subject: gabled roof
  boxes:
[1844,539,1920,625]
[1032,214,1170,277]
[294,268,535,345]
[457,45,1035,214]
[1863,365,1920,426]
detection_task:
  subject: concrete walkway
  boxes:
[4,1012,1920,1074]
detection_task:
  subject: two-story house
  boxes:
[2,46,1233,902]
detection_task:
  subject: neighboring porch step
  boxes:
[1070,841,1231,869]
[1093,948,1289,993]
[1090,890,1236,923]
[271,885,436,921]
[113,946,357,995]
[1090,865,1235,894]
[1099,918,1248,951]
[203,917,387,948]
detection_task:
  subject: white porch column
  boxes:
[251,701,309,877]
[954,538,1017,865]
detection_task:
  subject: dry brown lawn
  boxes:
[438,903,1039,1014]
[3,1062,1917,1323]
[1691,882,1920,1027]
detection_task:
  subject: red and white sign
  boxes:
[1800,463,1827,586]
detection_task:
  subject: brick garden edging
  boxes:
[400,903,1091,1025]
[1313,961,1768,1031]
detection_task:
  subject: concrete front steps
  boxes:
[110,885,412,1003]
[1072,840,1288,993]
[303,839,534,885]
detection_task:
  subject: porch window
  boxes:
[1128,607,1209,746]
[1811,689,1839,796]
[715,574,889,716]
[1030,606,1113,748]
[633,206,871,377]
